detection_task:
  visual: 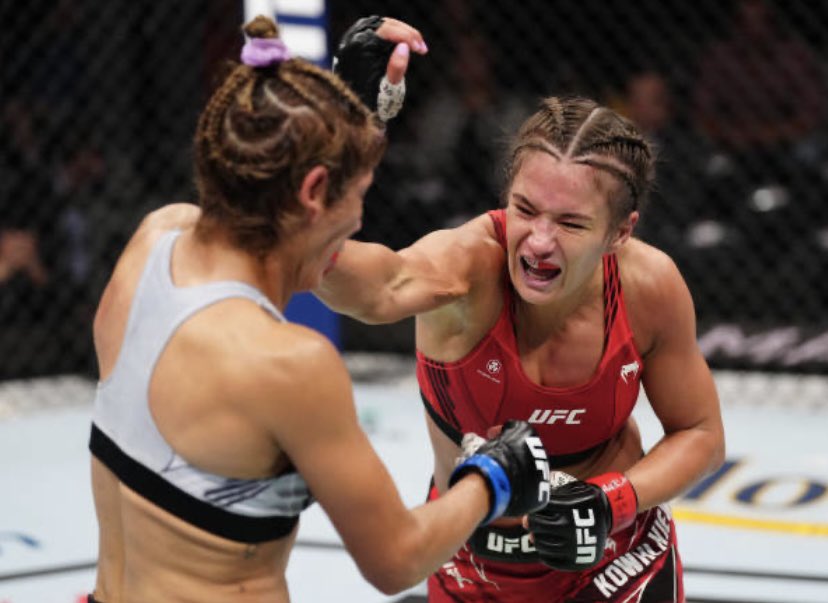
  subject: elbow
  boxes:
[353,296,415,325]
[356,530,432,595]
[365,574,413,597]
[710,430,727,473]
[360,555,423,596]
[702,421,727,475]
[314,293,392,325]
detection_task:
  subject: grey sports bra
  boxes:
[89,229,313,543]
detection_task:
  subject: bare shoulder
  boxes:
[141,203,201,231]
[134,203,201,244]
[156,303,355,472]
[456,212,503,256]
[405,213,503,280]
[410,213,500,257]
[617,239,696,350]
[110,204,201,267]
[224,311,348,400]
[215,310,353,426]
[618,239,684,294]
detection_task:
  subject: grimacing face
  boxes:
[504,151,621,306]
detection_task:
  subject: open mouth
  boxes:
[520,256,561,283]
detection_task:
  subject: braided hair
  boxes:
[504,97,656,226]
[193,16,386,256]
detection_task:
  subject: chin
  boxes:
[514,283,559,306]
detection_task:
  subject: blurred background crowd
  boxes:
[3,0,828,379]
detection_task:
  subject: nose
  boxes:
[526,218,558,255]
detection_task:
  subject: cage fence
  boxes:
[2,0,827,385]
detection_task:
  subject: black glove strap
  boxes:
[468,524,540,563]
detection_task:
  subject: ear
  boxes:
[298,165,330,222]
[608,211,639,252]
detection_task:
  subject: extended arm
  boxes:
[315,215,497,324]
[267,328,549,594]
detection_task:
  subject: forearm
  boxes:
[626,423,725,511]
[365,420,549,592]
[383,475,489,592]
[363,474,489,594]
[315,240,403,323]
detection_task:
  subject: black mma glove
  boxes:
[449,421,551,525]
[333,16,405,121]
[527,472,638,571]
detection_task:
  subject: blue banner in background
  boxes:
[242,1,341,347]
[243,0,329,66]
[284,292,341,349]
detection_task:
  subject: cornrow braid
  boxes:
[576,157,640,206]
[504,96,656,223]
[193,17,386,257]
[197,66,252,167]
[287,59,369,121]
[578,135,652,159]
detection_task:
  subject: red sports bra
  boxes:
[416,209,643,466]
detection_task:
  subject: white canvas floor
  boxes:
[1,360,827,603]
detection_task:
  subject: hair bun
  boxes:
[243,15,279,39]
[241,15,291,67]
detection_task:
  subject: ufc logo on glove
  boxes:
[573,508,599,564]
[526,436,551,504]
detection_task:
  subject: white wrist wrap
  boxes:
[376,75,406,122]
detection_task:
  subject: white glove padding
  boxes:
[549,470,577,488]
[455,432,488,467]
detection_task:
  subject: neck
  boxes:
[186,227,300,312]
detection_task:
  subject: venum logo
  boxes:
[619,360,640,384]
[528,408,585,425]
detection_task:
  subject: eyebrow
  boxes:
[511,193,593,222]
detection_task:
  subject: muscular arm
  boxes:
[315,214,498,324]
[262,328,491,594]
[624,247,725,510]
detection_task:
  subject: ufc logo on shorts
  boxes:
[486,532,536,554]
[574,508,598,564]
[528,408,586,425]
[526,436,551,503]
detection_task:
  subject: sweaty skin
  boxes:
[317,153,724,523]
[90,197,494,602]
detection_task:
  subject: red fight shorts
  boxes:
[427,487,684,602]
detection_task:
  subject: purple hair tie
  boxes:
[241,37,291,67]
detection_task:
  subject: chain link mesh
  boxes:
[335,0,828,373]
[2,0,827,381]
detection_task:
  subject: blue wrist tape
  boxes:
[451,454,511,524]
